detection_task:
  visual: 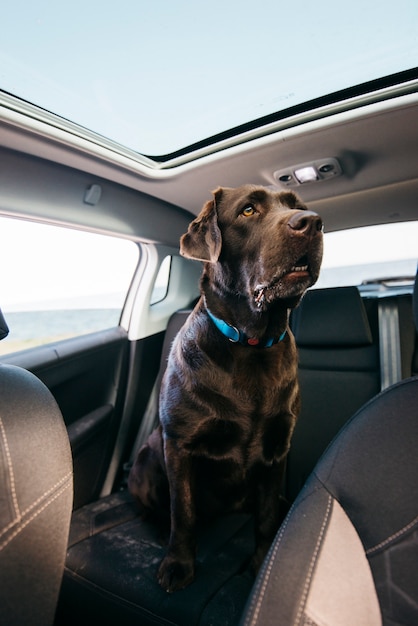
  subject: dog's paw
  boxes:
[158,554,195,593]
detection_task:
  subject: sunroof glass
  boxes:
[1,0,417,157]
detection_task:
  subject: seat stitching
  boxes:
[244,484,327,626]
[0,470,73,540]
[0,475,72,552]
[244,501,295,626]
[295,495,332,626]
[366,514,418,555]
[20,471,73,519]
[0,416,21,523]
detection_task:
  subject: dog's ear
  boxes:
[180,190,222,262]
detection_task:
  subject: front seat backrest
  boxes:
[242,273,418,626]
[0,312,73,626]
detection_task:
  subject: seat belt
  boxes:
[115,375,161,491]
[378,298,402,390]
[129,379,160,461]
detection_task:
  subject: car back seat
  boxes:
[55,287,410,626]
[286,286,381,501]
[56,308,256,626]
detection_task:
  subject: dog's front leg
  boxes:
[158,438,196,593]
[251,459,287,573]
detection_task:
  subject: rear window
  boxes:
[0,217,139,355]
[316,221,418,290]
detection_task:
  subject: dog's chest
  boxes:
[191,377,295,469]
[230,348,291,407]
[164,330,299,467]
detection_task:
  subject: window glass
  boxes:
[150,256,172,305]
[0,217,139,355]
[316,221,418,289]
[1,1,417,156]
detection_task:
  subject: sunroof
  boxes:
[1,1,418,159]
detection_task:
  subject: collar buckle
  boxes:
[227,326,240,343]
[206,306,286,348]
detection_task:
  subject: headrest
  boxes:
[413,270,418,333]
[292,286,372,347]
[0,309,9,341]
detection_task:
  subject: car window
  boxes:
[1,2,417,157]
[316,221,418,289]
[150,255,172,305]
[0,217,139,355]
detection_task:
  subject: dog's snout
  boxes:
[287,211,323,236]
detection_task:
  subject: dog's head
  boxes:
[180,185,323,310]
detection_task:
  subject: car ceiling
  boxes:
[0,85,417,243]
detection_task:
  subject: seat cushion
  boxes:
[58,491,255,626]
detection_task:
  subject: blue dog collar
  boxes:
[206,307,286,348]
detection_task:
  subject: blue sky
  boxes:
[1,0,418,154]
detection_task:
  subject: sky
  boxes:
[1,0,418,155]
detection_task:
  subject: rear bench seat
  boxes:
[56,310,257,626]
[286,287,381,501]
[56,285,410,626]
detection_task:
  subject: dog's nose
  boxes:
[287,211,323,236]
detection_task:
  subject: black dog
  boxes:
[129,185,323,592]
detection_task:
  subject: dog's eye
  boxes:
[241,205,256,217]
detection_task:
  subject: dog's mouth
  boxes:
[287,255,310,277]
[254,255,317,308]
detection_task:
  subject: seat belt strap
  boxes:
[116,377,160,490]
[129,379,160,462]
[378,299,402,390]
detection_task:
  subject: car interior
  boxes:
[0,5,417,625]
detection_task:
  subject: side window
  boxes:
[0,217,139,355]
[150,255,172,305]
[317,221,418,288]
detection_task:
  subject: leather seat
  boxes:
[241,272,418,626]
[287,286,381,500]
[0,309,73,626]
[56,309,255,626]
